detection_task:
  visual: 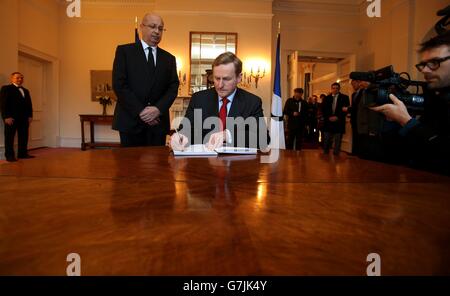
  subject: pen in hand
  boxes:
[173,128,185,151]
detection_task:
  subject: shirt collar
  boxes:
[141,40,157,52]
[218,88,237,104]
[13,83,21,88]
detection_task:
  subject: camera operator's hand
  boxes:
[370,94,412,126]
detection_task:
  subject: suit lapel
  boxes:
[206,89,219,118]
[228,88,243,118]
[135,42,151,80]
[11,84,24,98]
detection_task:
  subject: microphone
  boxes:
[349,71,376,82]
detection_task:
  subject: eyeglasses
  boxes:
[415,56,450,71]
[141,23,166,32]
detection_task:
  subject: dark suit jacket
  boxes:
[112,42,179,134]
[322,93,350,133]
[180,88,269,149]
[0,84,33,120]
[350,89,363,129]
[283,98,309,131]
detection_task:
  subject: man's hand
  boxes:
[370,94,412,126]
[329,116,338,122]
[147,118,160,126]
[28,117,33,124]
[170,132,188,151]
[342,106,348,112]
[4,118,14,125]
[206,131,230,151]
[139,106,160,124]
[293,112,299,116]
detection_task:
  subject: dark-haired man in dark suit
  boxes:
[283,88,309,150]
[112,13,179,147]
[322,82,350,155]
[0,72,34,162]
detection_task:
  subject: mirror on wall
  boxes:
[189,32,237,94]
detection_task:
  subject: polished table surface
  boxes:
[0,147,449,275]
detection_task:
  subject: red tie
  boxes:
[219,97,229,130]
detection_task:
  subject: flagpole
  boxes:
[134,16,140,43]
[268,22,285,150]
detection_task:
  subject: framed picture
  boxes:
[90,70,116,101]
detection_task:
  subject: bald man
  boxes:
[112,13,179,147]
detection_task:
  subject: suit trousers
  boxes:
[286,125,304,150]
[119,125,166,147]
[4,118,29,158]
[323,132,343,155]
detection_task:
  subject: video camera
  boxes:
[350,65,427,111]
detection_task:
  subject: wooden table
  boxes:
[0,147,449,275]
[79,114,120,150]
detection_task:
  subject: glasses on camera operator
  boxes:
[371,31,450,175]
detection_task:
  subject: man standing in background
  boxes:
[322,82,350,155]
[283,88,308,150]
[112,13,179,147]
[0,72,34,162]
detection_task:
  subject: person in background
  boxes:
[283,88,309,150]
[112,12,179,147]
[322,82,350,155]
[0,72,34,162]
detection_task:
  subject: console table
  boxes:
[79,114,120,150]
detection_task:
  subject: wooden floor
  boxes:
[0,147,449,275]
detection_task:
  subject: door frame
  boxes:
[18,44,59,148]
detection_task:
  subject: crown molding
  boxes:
[273,0,360,16]
[155,10,273,20]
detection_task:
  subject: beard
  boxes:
[425,74,444,89]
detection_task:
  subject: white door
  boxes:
[18,54,47,149]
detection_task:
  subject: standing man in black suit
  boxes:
[0,72,34,162]
[283,88,309,150]
[322,82,350,155]
[170,52,269,151]
[112,13,179,147]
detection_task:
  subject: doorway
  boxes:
[287,52,356,152]
[18,51,58,149]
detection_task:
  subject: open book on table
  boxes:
[172,144,258,156]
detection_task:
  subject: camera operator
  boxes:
[371,31,450,175]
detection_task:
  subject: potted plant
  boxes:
[97,96,112,115]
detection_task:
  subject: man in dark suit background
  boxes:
[0,72,34,162]
[170,52,269,150]
[283,88,309,150]
[112,13,179,147]
[322,82,350,155]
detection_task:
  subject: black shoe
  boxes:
[18,154,35,159]
[6,157,17,162]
